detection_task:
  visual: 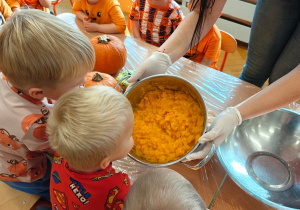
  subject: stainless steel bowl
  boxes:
[124,74,215,169]
[217,108,300,209]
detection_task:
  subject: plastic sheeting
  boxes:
[58,13,299,209]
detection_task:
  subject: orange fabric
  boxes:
[6,0,49,12]
[185,24,221,70]
[129,0,184,47]
[73,0,126,33]
[0,0,12,28]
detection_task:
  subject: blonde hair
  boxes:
[124,168,206,210]
[47,86,133,171]
[0,10,95,89]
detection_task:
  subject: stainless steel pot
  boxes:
[123,74,215,170]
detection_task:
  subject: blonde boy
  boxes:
[124,168,207,210]
[47,86,134,209]
[0,10,94,204]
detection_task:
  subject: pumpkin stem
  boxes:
[98,35,111,44]
[92,72,104,82]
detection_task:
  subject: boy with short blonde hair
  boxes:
[0,9,95,205]
[124,168,207,210]
[47,86,134,209]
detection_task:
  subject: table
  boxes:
[57,13,299,209]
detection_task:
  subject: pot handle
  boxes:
[114,75,131,90]
[180,141,216,170]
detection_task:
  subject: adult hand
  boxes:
[127,52,172,86]
[184,107,242,161]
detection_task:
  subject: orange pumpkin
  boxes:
[90,35,127,75]
[84,72,120,91]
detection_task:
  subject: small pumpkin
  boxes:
[116,69,136,90]
[84,71,120,91]
[90,34,127,75]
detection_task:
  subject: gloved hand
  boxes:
[127,52,172,86]
[184,107,242,161]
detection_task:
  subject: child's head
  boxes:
[124,168,206,210]
[0,10,95,100]
[47,86,134,171]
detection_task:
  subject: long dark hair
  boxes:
[189,0,216,50]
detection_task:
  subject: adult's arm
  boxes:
[186,64,300,161]
[158,0,226,63]
[237,63,300,120]
[128,0,227,84]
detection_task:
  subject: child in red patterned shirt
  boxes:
[129,0,184,47]
[47,86,134,209]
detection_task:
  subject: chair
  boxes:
[51,0,74,16]
[219,30,237,71]
[118,0,132,35]
[51,0,63,16]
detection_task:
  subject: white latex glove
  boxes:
[184,107,242,161]
[127,52,172,86]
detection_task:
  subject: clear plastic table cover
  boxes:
[57,13,300,209]
[112,36,300,180]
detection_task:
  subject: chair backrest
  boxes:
[219,30,237,71]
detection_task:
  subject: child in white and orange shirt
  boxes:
[73,0,126,33]
[0,0,12,29]
[129,0,184,47]
[0,10,94,206]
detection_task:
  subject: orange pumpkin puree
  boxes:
[132,88,205,164]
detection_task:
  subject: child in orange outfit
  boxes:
[73,0,126,34]
[6,0,51,12]
[47,86,134,209]
[0,0,12,29]
[184,24,221,70]
[0,10,94,207]
[129,0,184,47]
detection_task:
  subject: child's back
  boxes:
[47,86,134,209]
[185,24,221,70]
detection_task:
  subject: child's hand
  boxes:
[83,22,99,32]
[83,16,91,24]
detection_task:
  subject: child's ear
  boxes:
[99,157,111,169]
[28,88,46,100]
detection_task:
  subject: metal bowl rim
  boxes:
[125,74,208,167]
[216,108,300,210]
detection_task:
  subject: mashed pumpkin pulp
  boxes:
[132,87,205,164]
